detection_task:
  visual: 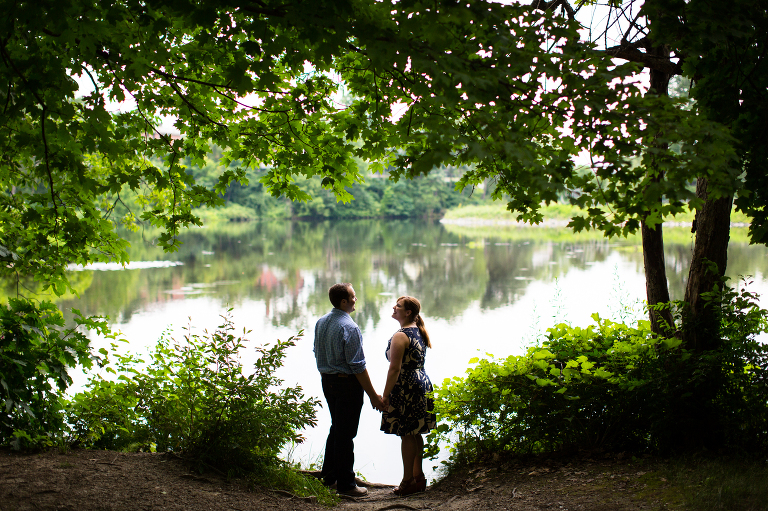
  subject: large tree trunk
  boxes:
[642,45,675,336]
[682,178,733,351]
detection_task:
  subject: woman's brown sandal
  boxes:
[394,475,426,496]
[413,474,427,493]
[393,478,414,496]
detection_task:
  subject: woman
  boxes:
[381,296,436,496]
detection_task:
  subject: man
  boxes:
[314,283,385,497]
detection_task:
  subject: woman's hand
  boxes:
[383,394,390,410]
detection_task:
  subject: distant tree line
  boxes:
[182,148,490,220]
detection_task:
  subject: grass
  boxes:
[442,222,623,242]
[247,463,339,506]
[660,457,768,511]
[444,202,755,226]
[583,455,768,510]
[445,203,580,221]
[442,203,754,244]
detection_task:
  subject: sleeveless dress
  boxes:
[380,327,437,436]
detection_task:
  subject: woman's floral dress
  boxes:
[381,327,436,436]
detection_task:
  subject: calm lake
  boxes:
[61,218,768,484]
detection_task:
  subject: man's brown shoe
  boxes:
[337,485,368,497]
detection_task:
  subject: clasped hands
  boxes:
[370,394,387,412]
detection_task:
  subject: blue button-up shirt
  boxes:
[314,308,367,375]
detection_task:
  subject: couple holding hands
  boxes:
[314,283,436,497]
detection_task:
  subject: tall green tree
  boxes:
[543,0,768,348]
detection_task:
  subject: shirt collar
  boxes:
[332,307,351,318]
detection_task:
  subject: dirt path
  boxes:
[344,455,675,511]
[1,448,678,511]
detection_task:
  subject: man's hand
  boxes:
[355,370,386,411]
[370,394,386,412]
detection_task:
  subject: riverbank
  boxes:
[2,448,766,510]
[442,203,753,227]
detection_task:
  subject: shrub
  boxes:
[427,280,768,463]
[0,298,112,448]
[67,311,319,475]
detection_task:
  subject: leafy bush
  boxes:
[0,298,112,448]
[67,312,319,475]
[427,281,768,463]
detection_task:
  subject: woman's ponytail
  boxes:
[399,295,432,348]
[415,314,431,348]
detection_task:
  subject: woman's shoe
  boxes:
[393,478,414,496]
[394,475,426,496]
[411,474,427,493]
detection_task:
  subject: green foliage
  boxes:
[653,0,768,244]
[183,155,482,222]
[427,282,768,463]
[193,202,260,223]
[66,312,319,475]
[0,298,113,448]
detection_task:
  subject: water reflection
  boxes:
[60,219,768,329]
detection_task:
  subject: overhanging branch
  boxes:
[530,0,575,20]
[599,41,683,76]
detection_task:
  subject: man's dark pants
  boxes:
[320,373,364,491]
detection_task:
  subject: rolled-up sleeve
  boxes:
[343,324,366,374]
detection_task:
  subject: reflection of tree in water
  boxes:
[478,240,614,311]
[726,243,768,284]
[57,221,768,334]
[662,237,768,301]
[664,243,692,300]
[481,242,536,311]
[408,246,487,320]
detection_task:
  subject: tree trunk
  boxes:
[642,221,674,335]
[682,178,733,351]
[642,45,675,336]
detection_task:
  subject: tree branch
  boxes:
[0,41,46,108]
[211,86,290,114]
[167,81,227,128]
[41,106,59,225]
[3,80,11,115]
[81,66,101,97]
[530,0,575,20]
[147,65,289,95]
[599,41,683,76]
[621,10,645,45]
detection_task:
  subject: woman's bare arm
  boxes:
[383,332,409,406]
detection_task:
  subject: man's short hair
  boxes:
[329,283,352,308]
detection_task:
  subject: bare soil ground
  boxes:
[1,448,682,511]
